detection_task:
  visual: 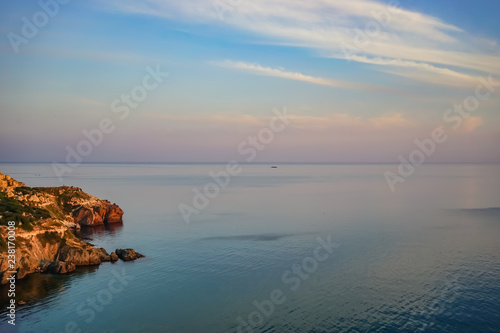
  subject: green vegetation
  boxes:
[0,192,51,230]
[0,183,91,253]
[44,204,66,220]
[15,186,34,196]
[28,186,91,212]
[37,231,63,247]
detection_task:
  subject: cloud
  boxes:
[99,0,500,83]
[335,55,483,87]
[112,111,428,162]
[212,60,373,90]
[459,116,483,133]
[283,112,414,132]
[144,111,415,133]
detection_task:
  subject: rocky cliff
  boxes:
[0,171,143,284]
[0,171,124,228]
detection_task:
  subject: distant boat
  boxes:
[271,165,278,168]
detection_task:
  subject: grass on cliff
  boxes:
[44,204,67,220]
[0,192,51,230]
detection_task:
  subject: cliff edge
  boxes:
[0,171,143,284]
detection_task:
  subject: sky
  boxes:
[0,0,499,163]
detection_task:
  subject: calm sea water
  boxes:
[0,163,499,333]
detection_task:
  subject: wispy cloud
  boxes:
[212,60,372,90]
[340,55,483,87]
[99,0,500,84]
[143,111,415,133]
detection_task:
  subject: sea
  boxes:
[0,163,499,333]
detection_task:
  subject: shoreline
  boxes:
[0,171,144,285]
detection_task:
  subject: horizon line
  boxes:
[1,161,499,165]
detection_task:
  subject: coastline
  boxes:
[0,171,144,285]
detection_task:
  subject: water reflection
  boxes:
[74,223,124,241]
[0,223,123,314]
[0,266,100,312]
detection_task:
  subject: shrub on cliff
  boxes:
[0,192,51,230]
[37,231,63,247]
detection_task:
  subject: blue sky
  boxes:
[0,0,499,163]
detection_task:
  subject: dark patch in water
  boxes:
[452,207,500,218]
[203,233,297,241]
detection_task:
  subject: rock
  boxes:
[40,261,51,273]
[73,207,102,226]
[0,171,142,284]
[110,252,119,262]
[115,248,145,261]
[55,244,107,266]
[47,261,76,274]
[67,222,80,230]
[104,203,124,223]
[99,248,112,262]
[0,172,25,193]
[66,262,77,273]
[16,257,31,280]
[72,201,124,226]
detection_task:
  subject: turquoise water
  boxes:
[1,163,500,333]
